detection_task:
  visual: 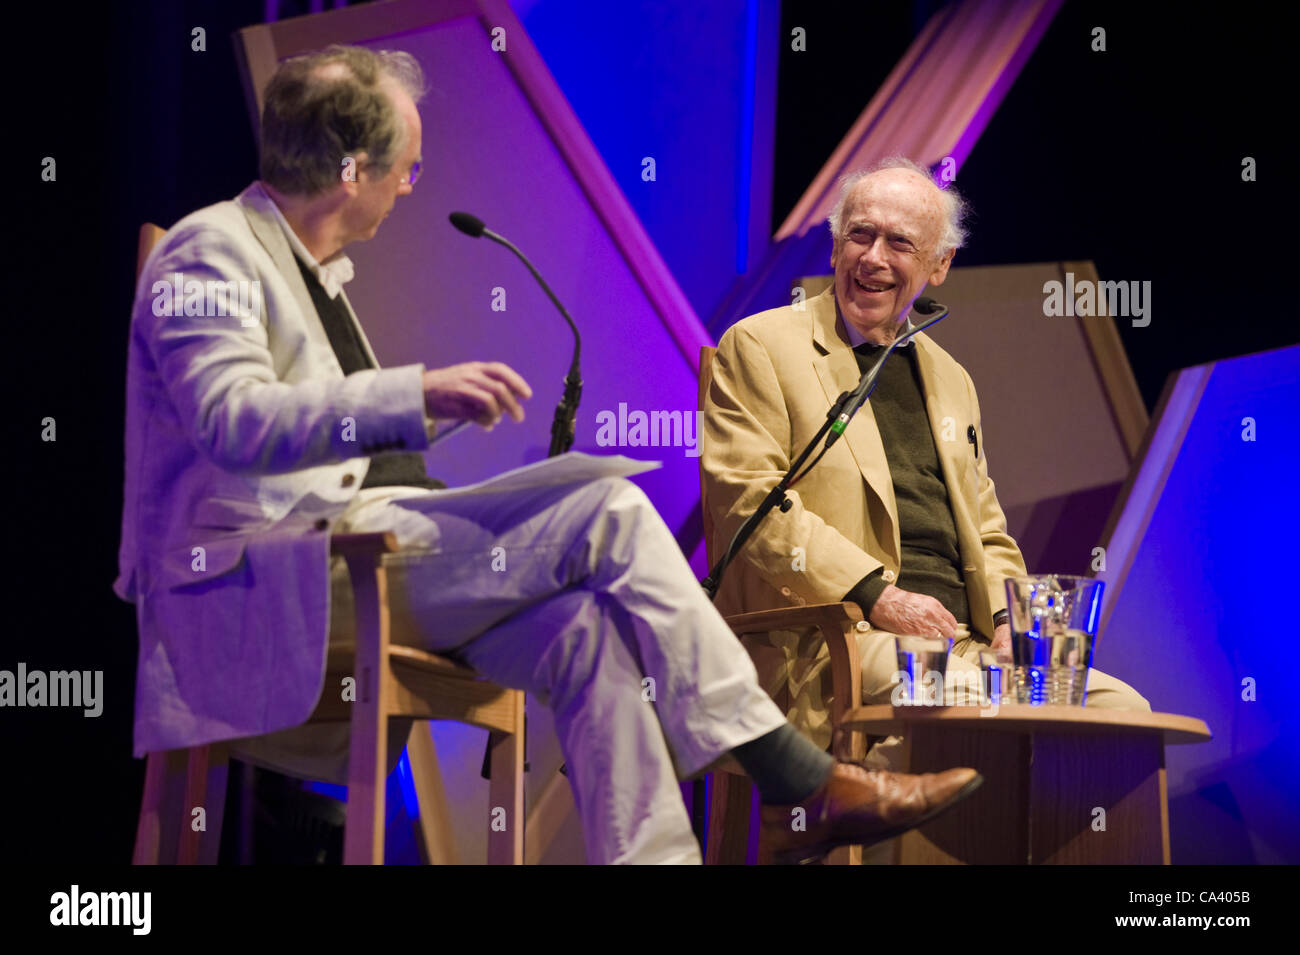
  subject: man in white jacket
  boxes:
[114,44,980,864]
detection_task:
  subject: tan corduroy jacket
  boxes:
[701,288,1027,745]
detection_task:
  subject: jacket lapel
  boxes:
[235,183,339,360]
[339,290,382,368]
[912,334,980,573]
[809,290,900,561]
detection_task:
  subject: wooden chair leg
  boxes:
[202,745,230,864]
[486,692,525,864]
[524,767,576,865]
[826,620,865,866]
[705,772,754,864]
[175,743,229,865]
[827,844,864,865]
[342,554,393,865]
[136,745,229,865]
[133,751,167,865]
[404,722,459,864]
[824,622,866,762]
[343,698,387,864]
[134,749,187,864]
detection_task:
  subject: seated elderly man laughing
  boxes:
[702,157,1148,766]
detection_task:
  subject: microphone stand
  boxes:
[549,359,582,457]
[476,228,583,456]
[701,300,949,600]
[452,215,584,779]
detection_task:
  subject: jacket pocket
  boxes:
[162,535,249,590]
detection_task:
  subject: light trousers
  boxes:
[326,476,786,864]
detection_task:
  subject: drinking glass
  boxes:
[894,634,953,706]
[1003,575,1104,705]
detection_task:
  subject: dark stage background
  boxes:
[4,0,1291,865]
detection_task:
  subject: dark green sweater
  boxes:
[842,341,970,628]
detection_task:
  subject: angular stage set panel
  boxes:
[1091,344,1300,864]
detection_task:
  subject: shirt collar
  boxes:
[256,181,356,299]
[838,303,916,350]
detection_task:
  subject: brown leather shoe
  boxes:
[759,762,982,865]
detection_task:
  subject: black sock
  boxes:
[729,723,835,804]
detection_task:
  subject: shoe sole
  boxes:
[772,771,985,865]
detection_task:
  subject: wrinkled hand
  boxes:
[990,622,1012,654]
[422,362,533,430]
[868,584,959,641]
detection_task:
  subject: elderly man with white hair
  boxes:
[702,158,1148,761]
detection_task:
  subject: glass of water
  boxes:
[978,649,1015,705]
[894,634,953,706]
[1003,575,1104,705]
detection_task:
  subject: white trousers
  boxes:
[327,476,785,864]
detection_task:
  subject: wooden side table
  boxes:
[842,705,1211,864]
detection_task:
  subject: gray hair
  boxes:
[827,156,971,257]
[260,44,426,197]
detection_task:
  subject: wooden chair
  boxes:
[698,345,872,865]
[129,224,525,865]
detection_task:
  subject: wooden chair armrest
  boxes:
[723,601,864,635]
[723,602,871,761]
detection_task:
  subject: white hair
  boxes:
[826,156,971,256]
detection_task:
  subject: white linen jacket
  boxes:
[114,182,431,758]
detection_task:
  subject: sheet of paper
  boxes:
[391,451,662,510]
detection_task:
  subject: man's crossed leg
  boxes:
[330,476,980,863]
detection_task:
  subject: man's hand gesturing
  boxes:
[867,583,959,641]
[422,362,533,430]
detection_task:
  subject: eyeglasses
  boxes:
[403,159,422,187]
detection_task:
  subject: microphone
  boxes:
[449,211,486,238]
[449,211,583,457]
[824,297,950,449]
